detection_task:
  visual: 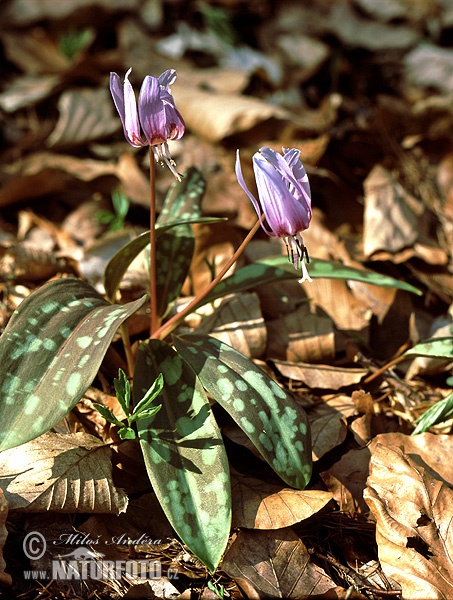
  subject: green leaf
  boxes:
[405,337,453,359]
[259,255,422,294]
[129,405,161,422]
[114,369,131,416]
[117,427,136,440]
[412,392,453,434]
[0,278,146,451]
[156,166,205,226]
[92,403,124,428]
[103,217,225,303]
[173,334,312,490]
[188,256,421,317]
[133,340,231,572]
[132,372,163,416]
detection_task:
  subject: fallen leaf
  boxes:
[222,528,336,598]
[309,402,348,461]
[266,304,337,363]
[196,293,267,359]
[363,165,422,258]
[231,471,333,529]
[273,360,366,389]
[364,443,453,599]
[0,432,128,514]
[320,446,371,514]
[47,88,121,147]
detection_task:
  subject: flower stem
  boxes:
[151,217,262,341]
[149,149,158,336]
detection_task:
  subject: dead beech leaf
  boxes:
[0,489,12,586]
[266,305,336,363]
[221,528,336,598]
[196,293,266,359]
[0,432,128,514]
[302,278,371,334]
[309,403,348,461]
[231,472,333,529]
[363,165,422,258]
[364,443,453,599]
[273,360,366,389]
[320,446,371,515]
[0,74,60,112]
[47,88,121,147]
[172,85,290,142]
[370,432,453,486]
[2,28,71,74]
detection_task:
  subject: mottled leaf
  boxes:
[193,255,421,315]
[133,339,231,572]
[0,278,146,451]
[173,334,312,489]
[0,432,128,513]
[406,336,453,359]
[412,392,453,434]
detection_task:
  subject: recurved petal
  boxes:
[158,69,177,89]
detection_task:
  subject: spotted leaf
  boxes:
[0,278,146,452]
[406,336,453,359]
[173,334,312,490]
[133,339,231,572]
[189,255,421,314]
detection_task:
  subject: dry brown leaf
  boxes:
[405,44,453,95]
[369,432,453,485]
[273,359,366,389]
[309,402,348,461]
[364,443,453,599]
[196,293,266,359]
[320,446,371,514]
[231,471,332,529]
[47,88,121,147]
[0,73,60,112]
[266,304,336,363]
[0,432,128,514]
[302,278,372,334]
[172,85,290,142]
[2,28,71,74]
[5,0,139,24]
[221,528,336,598]
[363,165,422,258]
[0,489,12,586]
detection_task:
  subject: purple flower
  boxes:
[236,146,313,282]
[110,68,185,180]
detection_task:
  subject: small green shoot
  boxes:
[97,190,131,231]
[58,28,93,60]
[94,369,163,440]
[207,579,226,599]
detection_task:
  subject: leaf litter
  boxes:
[1,0,453,598]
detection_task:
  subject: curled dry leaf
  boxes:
[231,471,332,529]
[364,443,453,599]
[0,489,12,586]
[309,402,348,461]
[0,432,128,514]
[222,527,336,599]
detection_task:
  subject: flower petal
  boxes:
[235,150,274,236]
[253,152,311,236]
[158,69,177,89]
[138,75,168,146]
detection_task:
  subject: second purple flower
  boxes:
[110,68,185,179]
[236,146,313,282]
